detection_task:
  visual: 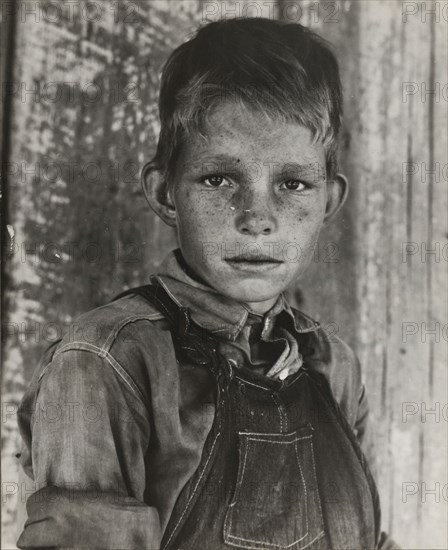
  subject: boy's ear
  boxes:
[323,173,349,224]
[141,163,177,228]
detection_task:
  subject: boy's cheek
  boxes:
[286,211,324,240]
[176,196,225,226]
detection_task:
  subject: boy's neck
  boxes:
[174,248,209,286]
[244,297,281,316]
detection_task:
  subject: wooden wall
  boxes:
[2,1,447,548]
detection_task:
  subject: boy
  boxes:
[16,18,398,550]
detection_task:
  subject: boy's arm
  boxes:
[16,348,161,550]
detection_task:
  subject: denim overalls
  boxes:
[114,282,381,550]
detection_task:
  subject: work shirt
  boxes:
[16,248,394,549]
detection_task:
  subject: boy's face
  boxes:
[154,100,345,314]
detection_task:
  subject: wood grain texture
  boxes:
[2,0,447,548]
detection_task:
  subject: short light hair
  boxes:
[149,17,343,184]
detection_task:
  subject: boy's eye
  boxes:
[201,175,230,187]
[281,180,308,191]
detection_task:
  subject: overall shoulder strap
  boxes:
[113,283,179,328]
[112,283,221,370]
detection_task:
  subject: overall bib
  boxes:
[114,283,381,550]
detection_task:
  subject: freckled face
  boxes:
[171,101,329,314]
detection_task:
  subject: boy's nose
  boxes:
[235,209,277,236]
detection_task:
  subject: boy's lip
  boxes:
[225,255,284,273]
[225,258,283,273]
[225,254,283,263]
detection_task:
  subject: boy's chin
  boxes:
[198,260,305,307]
[213,278,287,307]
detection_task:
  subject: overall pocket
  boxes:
[223,426,325,550]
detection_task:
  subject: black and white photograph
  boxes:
[1,1,447,548]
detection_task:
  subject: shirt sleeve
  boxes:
[16,348,162,549]
[354,383,371,451]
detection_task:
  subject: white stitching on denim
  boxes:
[271,392,285,432]
[308,439,323,519]
[247,436,312,444]
[297,531,325,550]
[234,309,249,336]
[102,314,164,351]
[224,433,316,549]
[224,435,249,542]
[224,534,309,549]
[51,341,146,404]
[38,361,54,381]
[223,530,325,550]
[102,348,145,403]
[157,279,183,307]
[224,530,325,550]
[235,378,271,391]
[53,341,100,357]
[238,430,311,438]
[163,430,221,549]
[294,438,309,539]
[234,372,305,393]
[211,326,230,332]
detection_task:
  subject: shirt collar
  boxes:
[151,249,320,342]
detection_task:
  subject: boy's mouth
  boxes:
[226,254,283,263]
[225,254,284,272]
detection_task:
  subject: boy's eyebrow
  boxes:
[183,155,325,176]
[183,154,244,172]
[280,162,327,181]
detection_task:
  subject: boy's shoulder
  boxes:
[289,305,358,365]
[27,293,175,408]
[55,293,169,355]
[292,306,364,427]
